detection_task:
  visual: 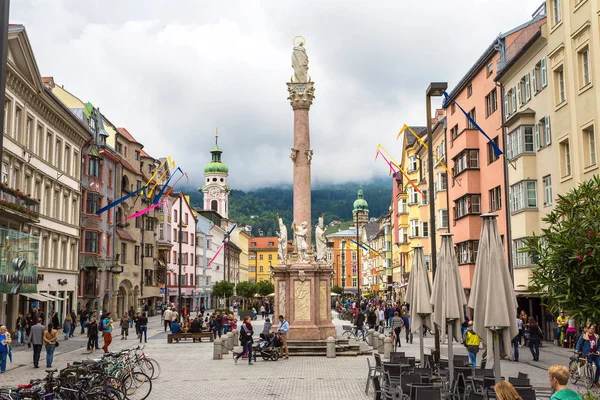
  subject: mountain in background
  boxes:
[183,177,392,237]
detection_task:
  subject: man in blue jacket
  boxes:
[576,325,600,387]
[402,312,412,344]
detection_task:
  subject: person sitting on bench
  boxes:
[191,316,202,342]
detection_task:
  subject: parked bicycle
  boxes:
[569,351,595,389]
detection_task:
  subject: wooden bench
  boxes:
[167,331,214,343]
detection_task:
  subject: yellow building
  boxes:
[236,229,250,282]
[415,113,450,277]
[248,237,278,282]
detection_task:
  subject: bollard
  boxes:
[384,336,392,360]
[373,332,380,350]
[326,336,336,358]
[378,335,385,355]
[232,329,239,346]
[221,334,231,355]
[213,339,223,360]
[367,329,374,347]
[227,332,234,350]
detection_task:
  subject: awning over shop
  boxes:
[21,293,50,302]
[39,293,65,301]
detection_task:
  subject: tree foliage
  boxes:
[331,285,344,295]
[257,280,275,297]
[235,281,258,299]
[525,176,600,323]
[212,280,234,299]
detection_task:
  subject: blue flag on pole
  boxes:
[443,92,503,157]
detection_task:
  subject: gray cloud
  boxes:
[12,0,540,190]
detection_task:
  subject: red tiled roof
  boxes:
[116,229,135,242]
[249,237,293,250]
[140,149,151,158]
[117,127,139,144]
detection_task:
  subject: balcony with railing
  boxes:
[0,184,40,222]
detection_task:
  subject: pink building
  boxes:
[445,16,544,302]
[158,193,197,311]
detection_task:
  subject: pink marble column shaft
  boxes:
[293,108,311,245]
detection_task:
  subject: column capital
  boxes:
[287,82,315,110]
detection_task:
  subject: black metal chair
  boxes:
[409,383,434,400]
[453,355,470,367]
[382,362,402,386]
[514,386,536,400]
[390,351,406,362]
[382,370,403,400]
[400,374,422,399]
[371,375,383,400]
[414,387,441,400]
[517,372,528,380]
[508,377,530,387]
[439,359,449,371]
[465,392,485,400]
[424,353,434,369]
[412,368,431,377]
[366,357,383,394]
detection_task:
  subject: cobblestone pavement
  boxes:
[2,312,598,399]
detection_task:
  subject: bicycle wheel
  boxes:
[136,359,154,380]
[584,363,594,389]
[569,359,579,384]
[145,358,161,380]
[122,372,152,400]
[341,330,351,338]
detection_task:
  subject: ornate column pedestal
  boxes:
[273,261,336,340]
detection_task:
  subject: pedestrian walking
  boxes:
[134,312,142,338]
[576,324,600,387]
[43,324,58,368]
[163,307,172,332]
[138,313,148,343]
[87,317,98,353]
[29,319,45,368]
[25,313,32,347]
[128,306,135,329]
[120,313,130,340]
[548,365,582,399]
[464,321,480,370]
[493,381,522,400]
[101,313,113,353]
[62,315,72,340]
[69,309,77,337]
[260,305,265,320]
[527,317,542,362]
[0,325,12,373]
[78,306,88,335]
[15,313,25,346]
[402,312,412,344]
[235,316,254,365]
[214,311,223,338]
[391,311,404,349]
[277,315,289,359]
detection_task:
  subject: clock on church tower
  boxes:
[202,131,229,218]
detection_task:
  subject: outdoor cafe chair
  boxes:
[366,357,383,394]
[382,363,402,387]
[382,371,403,400]
[400,374,422,398]
[514,386,536,400]
[409,383,434,400]
[390,352,406,363]
[414,387,442,400]
[453,355,470,367]
[508,377,530,387]
[517,372,528,380]
[424,354,434,369]
[371,375,383,400]
[465,392,485,400]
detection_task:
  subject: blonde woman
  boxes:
[63,315,72,341]
[0,325,12,373]
[43,323,58,368]
[494,381,522,400]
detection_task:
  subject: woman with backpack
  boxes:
[234,316,254,365]
[527,317,542,361]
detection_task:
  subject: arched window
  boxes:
[211,200,218,212]
[121,175,129,192]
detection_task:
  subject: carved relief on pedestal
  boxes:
[319,281,327,320]
[287,82,315,110]
[294,280,311,321]
[278,281,286,318]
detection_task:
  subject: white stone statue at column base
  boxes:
[293,221,309,263]
[277,218,288,263]
[315,214,327,263]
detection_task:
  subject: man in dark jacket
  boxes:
[79,307,88,334]
[354,306,366,340]
[191,316,203,342]
[403,312,412,344]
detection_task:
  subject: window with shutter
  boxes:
[541,57,547,87]
[516,83,522,107]
[532,67,537,94]
[534,123,541,151]
[525,74,531,102]
[504,94,509,118]
[544,116,551,145]
[511,87,517,111]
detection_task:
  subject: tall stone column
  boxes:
[287,82,315,246]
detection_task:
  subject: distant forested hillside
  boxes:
[183,178,392,237]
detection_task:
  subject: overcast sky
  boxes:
[12,0,542,190]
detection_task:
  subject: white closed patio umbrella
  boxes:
[468,214,518,383]
[430,233,467,383]
[406,246,432,367]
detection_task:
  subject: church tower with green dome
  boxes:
[201,130,230,218]
[353,188,369,228]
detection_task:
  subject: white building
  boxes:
[1,26,91,327]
